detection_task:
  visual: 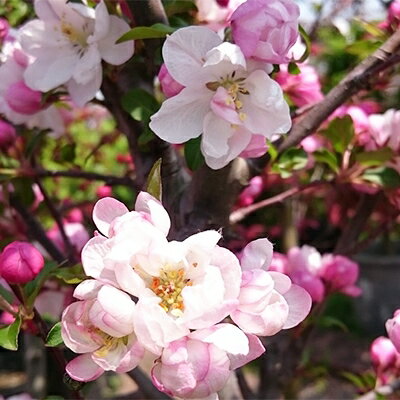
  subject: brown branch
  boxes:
[230,181,327,224]
[33,168,139,188]
[34,179,77,265]
[279,28,400,153]
[9,195,67,265]
[127,368,170,400]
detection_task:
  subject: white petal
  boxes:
[282,285,312,329]
[163,26,222,86]
[150,87,210,144]
[72,45,102,85]
[92,0,110,41]
[97,15,134,65]
[241,238,274,271]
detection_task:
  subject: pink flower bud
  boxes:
[5,81,43,115]
[0,119,16,150]
[0,18,9,40]
[231,0,300,64]
[96,185,112,198]
[237,176,264,207]
[0,241,44,284]
[370,336,398,371]
[386,310,400,354]
[158,64,184,98]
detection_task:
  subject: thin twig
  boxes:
[230,181,327,224]
[127,368,170,400]
[235,368,255,400]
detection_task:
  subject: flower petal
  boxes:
[66,354,104,382]
[282,284,312,329]
[241,238,274,271]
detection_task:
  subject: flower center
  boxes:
[150,268,192,317]
[92,329,129,358]
[61,21,89,48]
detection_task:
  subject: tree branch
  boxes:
[279,28,400,152]
[127,368,170,400]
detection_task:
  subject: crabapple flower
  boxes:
[158,64,184,98]
[231,239,312,336]
[196,0,245,30]
[0,18,9,41]
[82,193,242,353]
[370,336,400,384]
[237,176,263,207]
[0,119,16,150]
[0,241,44,284]
[47,222,90,255]
[150,26,291,169]
[275,63,324,107]
[230,0,300,64]
[61,281,145,381]
[386,310,400,353]
[368,109,400,151]
[19,0,134,106]
[151,324,265,399]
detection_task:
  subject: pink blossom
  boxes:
[196,0,245,30]
[231,0,300,64]
[82,193,241,353]
[96,185,112,198]
[231,239,312,336]
[0,119,16,150]
[5,81,43,115]
[0,241,44,284]
[150,26,291,169]
[158,64,184,98]
[237,176,263,207]
[386,310,400,354]
[239,134,269,158]
[61,281,145,381]
[0,18,9,41]
[300,135,324,153]
[20,0,134,106]
[151,324,265,399]
[320,254,361,297]
[368,109,400,151]
[370,336,400,384]
[275,64,323,107]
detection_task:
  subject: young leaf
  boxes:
[46,322,63,347]
[0,315,21,351]
[355,147,393,167]
[121,88,159,123]
[146,159,162,201]
[322,116,354,154]
[362,167,400,188]
[52,264,86,284]
[117,23,175,43]
[184,137,204,171]
[313,149,339,172]
[288,62,301,75]
[297,24,311,63]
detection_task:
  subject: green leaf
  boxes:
[184,137,204,171]
[267,142,278,162]
[317,315,349,332]
[322,116,354,154]
[45,322,63,347]
[60,143,76,163]
[272,148,308,178]
[0,315,21,351]
[297,24,311,63]
[117,23,175,43]
[0,284,14,305]
[313,149,339,172]
[362,167,400,188]
[52,264,86,284]
[341,371,368,389]
[164,0,197,16]
[121,89,159,123]
[288,62,301,75]
[24,261,59,307]
[146,159,162,201]
[355,147,393,167]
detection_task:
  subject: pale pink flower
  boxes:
[368,109,400,152]
[231,0,300,64]
[151,324,265,399]
[82,193,242,354]
[370,336,400,384]
[196,0,245,31]
[20,0,134,106]
[386,310,400,354]
[231,239,312,336]
[61,281,145,381]
[158,64,184,98]
[275,63,324,107]
[150,26,291,169]
[0,241,44,284]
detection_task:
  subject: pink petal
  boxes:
[92,197,128,237]
[66,354,104,382]
[282,284,312,329]
[241,238,273,271]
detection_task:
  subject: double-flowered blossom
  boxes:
[19,0,134,106]
[61,192,312,396]
[230,0,300,64]
[150,26,291,169]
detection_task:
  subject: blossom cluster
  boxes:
[152,0,300,169]
[61,192,311,398]
[0,0,133,139]
[270,245,361,303]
